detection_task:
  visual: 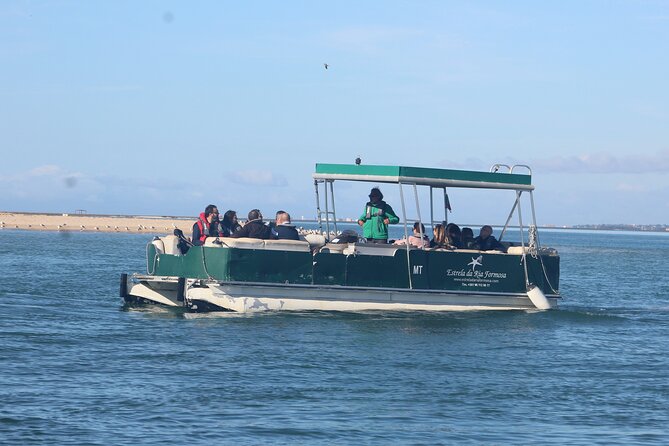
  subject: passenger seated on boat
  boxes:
[461,227,476,249]
[192,204,224,246]
[267,209,283,232]
[429,224,454,249]
[230,209,275,240]
[394,222,429,248]
[357,187,399,244]
[446,223,463,249]
[272,211,299,240]
[473,225,506,252]
[220,210,242,237]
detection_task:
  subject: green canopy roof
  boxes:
[313,164,534,191]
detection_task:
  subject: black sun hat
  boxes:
[368,187,383,199]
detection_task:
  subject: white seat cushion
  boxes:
[161,235,180,255]
[506,246,529,255]
[263,239,311,252]
[304,233,326,249]
[204,237,265,249]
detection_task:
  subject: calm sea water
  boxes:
[1,228,668,445]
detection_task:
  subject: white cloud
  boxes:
[28,165,62,176]
[532,151,669,174]
[440,150,669,174]
[615,182,647,192]
[228,169,287,187]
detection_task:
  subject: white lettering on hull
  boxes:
[447,255,508,287]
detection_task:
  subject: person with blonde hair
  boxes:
[430,224,452,249]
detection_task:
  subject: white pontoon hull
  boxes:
[125,275,558,312]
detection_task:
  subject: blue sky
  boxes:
[1,1,667,226]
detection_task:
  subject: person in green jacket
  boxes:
[357,187,399,243]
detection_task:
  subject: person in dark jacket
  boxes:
[267,210,284,232]
[461,227,476,249]
[357,187,399,243]
[446,223,463,249]
[230,209,274,239]
[272,211,300,240]
[192,204,223,246]
[473,225,506,252]
[220,210,242,236]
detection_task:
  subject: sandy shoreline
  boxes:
[0,212,197,235]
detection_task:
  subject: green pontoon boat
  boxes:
[120,163,560,312]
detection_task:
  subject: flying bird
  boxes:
[323,63,329,70]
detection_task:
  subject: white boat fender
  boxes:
[526,284,551,310]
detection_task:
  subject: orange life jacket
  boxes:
[196,212,223,244]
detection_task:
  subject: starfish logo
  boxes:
[468,255,483,271]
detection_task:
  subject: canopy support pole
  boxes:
[516,191,530,287]
[499,192,521,242]
[413,183,424,249]
[314,180,323,234]
[329,180,338,235]
[429,187,434,231]
[323,180,331,239]
[398,183,413,289]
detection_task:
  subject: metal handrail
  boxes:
[510,164,532,175]
[490,164,511,173]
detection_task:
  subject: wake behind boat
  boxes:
[120,163,560,312]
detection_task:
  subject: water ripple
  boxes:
[0,230,668,444]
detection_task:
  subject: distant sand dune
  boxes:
[0,212,195,235]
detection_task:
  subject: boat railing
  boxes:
[510,164,532,175]
[490,163,511,173]
[314,179,338,238]
[489,164,533,176]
